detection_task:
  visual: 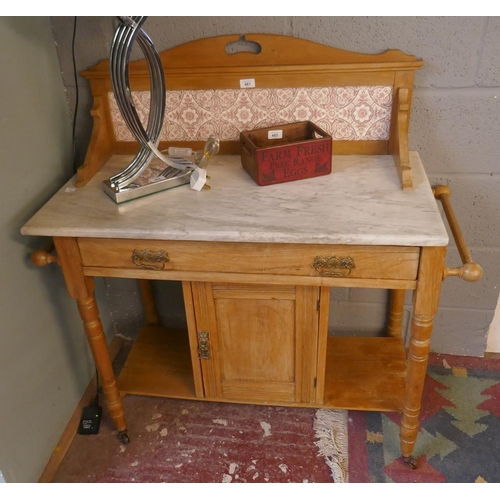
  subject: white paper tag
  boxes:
[190,168,207,191]
[240,78,255,89]
[268,130,283,140]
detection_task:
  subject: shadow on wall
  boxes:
[487,294,500,353]
[105,278,187,338]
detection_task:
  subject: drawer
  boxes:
[78,238,420,281]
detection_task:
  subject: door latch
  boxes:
[197,330,211,359]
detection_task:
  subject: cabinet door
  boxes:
[188,282,320,404]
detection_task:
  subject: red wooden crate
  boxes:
[240,121,332,186]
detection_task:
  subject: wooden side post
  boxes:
[400,246,446,465]
[53,236,129,443]
[138,279,160,326]
[387,289,406,338]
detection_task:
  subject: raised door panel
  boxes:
[216,291,296,402]
[190,282,319,405]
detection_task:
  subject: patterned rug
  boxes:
[347,353,500,483]
[52,341,499,483]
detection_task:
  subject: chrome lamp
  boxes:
[103,16,218,203]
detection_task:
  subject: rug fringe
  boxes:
[314,409,349,483]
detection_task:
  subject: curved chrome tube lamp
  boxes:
[104,16,216,203]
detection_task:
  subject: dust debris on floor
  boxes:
[53,397,333,483]
[51,339,334,483]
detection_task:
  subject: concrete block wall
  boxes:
[51,16,500,356]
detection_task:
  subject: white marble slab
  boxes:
[21,152,449,247]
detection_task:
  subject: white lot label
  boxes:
[240,78,256,88]
[268,130,283,140]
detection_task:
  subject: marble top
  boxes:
[21,152,449,247]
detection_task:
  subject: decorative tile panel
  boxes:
[108,86,393,142]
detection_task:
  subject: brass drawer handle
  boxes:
[433,186,483,282]
[132,249,170,270]
[312,256,355,277]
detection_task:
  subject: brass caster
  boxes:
[119,430,130,444]
[403,456,417,469]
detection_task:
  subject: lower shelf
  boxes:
[118,325,407,412]
[323,336,407,412]
[117,325,197,399]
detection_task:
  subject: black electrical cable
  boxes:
[71,16,80,173]
[93,366,100,406]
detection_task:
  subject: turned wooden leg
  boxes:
[401,313,434,468]
[387,289,406,338]
[400,247,446,465]
[138,279,159,326]
[53,237,129,443]
[77,295,127,438]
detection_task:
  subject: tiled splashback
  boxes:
[108,86,393,142]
